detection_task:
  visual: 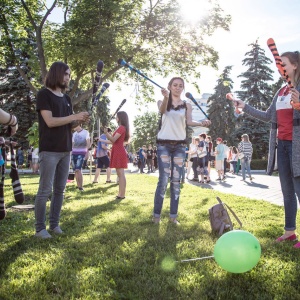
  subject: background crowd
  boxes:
[134,133,254,184]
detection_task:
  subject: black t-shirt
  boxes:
[146,149,153,159]
[36,88,73,152]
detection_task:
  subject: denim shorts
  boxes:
[72,154,85,170]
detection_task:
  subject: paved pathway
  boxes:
[184,170,283,206]
[142,167,284,207]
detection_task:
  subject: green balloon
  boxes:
[214,230,261,273]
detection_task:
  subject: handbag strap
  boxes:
[224,203,243,228]
[216,197,242,228]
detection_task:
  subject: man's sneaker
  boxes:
[170,218,180,225]
[153,217,161,224]
[35,229,52,239]
[221,176,226,181]
[78,187,84,192]
[50,226,63,235]
[216,177,221,181]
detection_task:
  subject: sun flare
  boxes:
[178,0,212,24]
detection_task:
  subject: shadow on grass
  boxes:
[0,235,49,279]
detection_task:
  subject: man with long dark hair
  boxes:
[35,61,89,239]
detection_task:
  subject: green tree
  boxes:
[132,111,159,151]
[1,0,231,105]
[234,40,274,158]
[26,121,39,148]
[0,64,36,143]
[207,66,236,144]
[271,77,284,96]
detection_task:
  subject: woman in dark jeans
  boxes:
[234,50,300,248]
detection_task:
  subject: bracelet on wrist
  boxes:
[3,114,12,126]
[10,116,17,126]
[10,120,18,127]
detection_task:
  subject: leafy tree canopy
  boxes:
[1,0,231,106]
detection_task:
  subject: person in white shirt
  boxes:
[72,125,90,191]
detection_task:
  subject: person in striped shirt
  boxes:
[238,134,253,181]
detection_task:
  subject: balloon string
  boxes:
[176,255,214,263]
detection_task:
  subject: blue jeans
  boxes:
[277,140,300,231]
[35,151,71,232]
[153,143,185,218]
[180,163,185,181]
[241,157,252,180]
[139,158,145,173]
[231,161,237,174]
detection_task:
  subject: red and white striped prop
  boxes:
[267,38,300,110]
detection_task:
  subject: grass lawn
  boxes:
[0,172,299,300]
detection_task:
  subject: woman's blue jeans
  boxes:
[153,143,185,218]
[35,151,71,232]
[241,157,252,180]
[277,140,300,231]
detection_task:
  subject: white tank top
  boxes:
[157,103,186,141]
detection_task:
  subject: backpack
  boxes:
[208,196,242,236]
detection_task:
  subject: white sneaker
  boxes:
[170,218,180,225]
[152,217,161,224]
[35,229,52,239]
[50,226,63,234]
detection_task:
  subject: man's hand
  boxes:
[76,112,90,123]
[201,120,211,127]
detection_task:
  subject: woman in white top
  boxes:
[153,77,211,224]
